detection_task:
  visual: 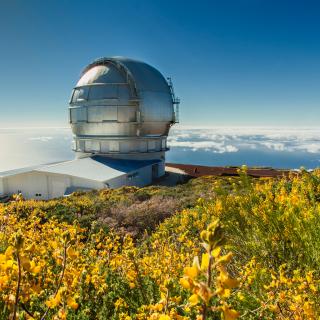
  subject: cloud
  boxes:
[168,139,239,153]
[168,127,320,154]
[28,137,53,142]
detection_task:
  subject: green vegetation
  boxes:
[1,169,320,319]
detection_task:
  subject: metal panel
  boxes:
[78,140,85,151]
[71,122,138,136]
[71,107,87,123]
[139,141,148,152]
[109,141,119,152]
[84,140,100,152]
[161,139,166,149]
[119,141,132,153]
[88,85,118,100]
[101,141,110,153]
[88,106,117,122]
[148,140,156,151]
[77,65,126,86]
[118,106,136,122]
[108,57,170,92]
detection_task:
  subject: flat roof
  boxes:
[35,156,160,182]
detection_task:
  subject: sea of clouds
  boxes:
[1,126,320,172]
[169,126,320,154]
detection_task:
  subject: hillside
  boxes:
[1,167,320,319]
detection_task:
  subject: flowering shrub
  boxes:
[1,169,320,319]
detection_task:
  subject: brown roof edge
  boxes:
[166,163,292,178]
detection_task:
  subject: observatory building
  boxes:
[0,57,179,200]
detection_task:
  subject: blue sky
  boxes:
[0,0,320,127]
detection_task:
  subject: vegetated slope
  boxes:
[1,168,320,319]
[3,176,216,238]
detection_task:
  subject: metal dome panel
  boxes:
[77,64,127,86]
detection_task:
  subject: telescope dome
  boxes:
[69,57,179,160]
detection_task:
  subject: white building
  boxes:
[0,57,179,200]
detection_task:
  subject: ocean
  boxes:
[1,126,320,172]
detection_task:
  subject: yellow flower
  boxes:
[216,286,231,298]
[236,292,245,301]
[189,294,199,306]
[198,284,213,303]
[129,282,136,289]
[67,296,79,310]
[179,278,191,289]
[67,246,78,259]
[211,247,221,258]
[58,309,67,320]
[184,266,198,279]
[216,252,233,264]
[219,274,239,289]
[221,304,240,320]
[46,292,62,309]
[20,255,31,271]
[200,253,210,271]
[5,246,14,259]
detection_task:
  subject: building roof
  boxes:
[0,163,52,178]
[0,157,160,183]
[35,156,160,182]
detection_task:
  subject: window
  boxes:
[72,87,89,103]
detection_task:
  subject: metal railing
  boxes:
[167,77,180,123]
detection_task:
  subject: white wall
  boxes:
[2,171,107,200]
[47,174,71,199]
[71,176,105,190]
[5,172,49,200]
